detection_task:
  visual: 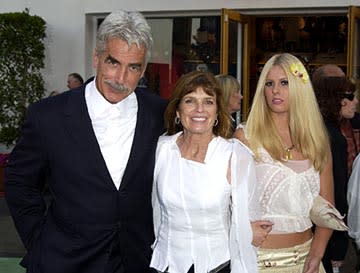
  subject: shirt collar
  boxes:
[85,78,137,119]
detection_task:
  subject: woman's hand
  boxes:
[303,255,322,273]
[251,220,273,247]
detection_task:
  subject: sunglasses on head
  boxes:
[343,92,355,101]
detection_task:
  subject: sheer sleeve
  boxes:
[347,154,360,249]
[229,139,258,273]
[151,136,167,247]
[152,176,160,247]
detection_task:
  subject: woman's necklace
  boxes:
[284,144,295,161]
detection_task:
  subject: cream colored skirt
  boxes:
[257,239,326,273]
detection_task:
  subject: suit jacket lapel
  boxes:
[63,87,114,187]
[120,90,149,190]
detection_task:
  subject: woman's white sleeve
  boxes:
[152,139,164,246]
[347,154,360,249]
[229,140,258,273]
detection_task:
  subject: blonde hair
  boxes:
[215,74,241,110]
[246,53,329,171]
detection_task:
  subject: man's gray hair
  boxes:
[96,10,153,65]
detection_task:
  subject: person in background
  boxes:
[312,64,360,174]
[341,87,360,175]
[67,72,84,89]
[313,76,358,273]
[137,76,153,93]
[215,74,243,130]
[48,90,60,97]
[311,64,345,82]
[234,53,333,273]
[312,65,360,273]
[151,71,259,273]
[5,10,166,273]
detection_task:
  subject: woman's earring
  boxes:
[175,117,180,125]
[214,119,218,127]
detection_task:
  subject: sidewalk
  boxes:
[0,257,24,273]
[0,196,26,273]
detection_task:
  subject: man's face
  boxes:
[93,38,146,104]
[67,76,82,89]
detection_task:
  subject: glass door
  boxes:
[144,16,221,99]
[220,8,250,122]
[347,6,360,81]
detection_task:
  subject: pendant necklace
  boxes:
[284,144,295,161]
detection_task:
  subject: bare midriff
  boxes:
[261,228,313,249]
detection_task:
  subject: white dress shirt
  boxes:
[85,80,137,189]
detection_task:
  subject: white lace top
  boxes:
[248,147,320,233]
[151,132,258,273]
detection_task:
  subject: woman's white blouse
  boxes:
[150,132,257,273]
[248,147,320,233]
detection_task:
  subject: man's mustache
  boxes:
[104,79,129,93]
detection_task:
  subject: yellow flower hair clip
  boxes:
[290,62,309,84]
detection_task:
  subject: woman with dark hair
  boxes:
[313,76,359,273]
[150,71,261,273]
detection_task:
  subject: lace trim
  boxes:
[252,147,320,233]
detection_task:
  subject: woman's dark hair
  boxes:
[313,76,355,126]
[164,70,232,138]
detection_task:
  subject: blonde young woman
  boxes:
[234,53,334,273]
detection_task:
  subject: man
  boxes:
[67,72,84,89]
[311,64,345,81]
[312,64,359,273]
[313,64,360,173]
[5,10,166,273]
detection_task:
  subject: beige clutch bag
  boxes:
[310,195,349,231]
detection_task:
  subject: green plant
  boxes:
[0,8,46,146]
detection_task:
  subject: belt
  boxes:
[257,239,311,269]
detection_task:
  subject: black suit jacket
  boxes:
[323,121,349,265]
[5,85,166,273]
